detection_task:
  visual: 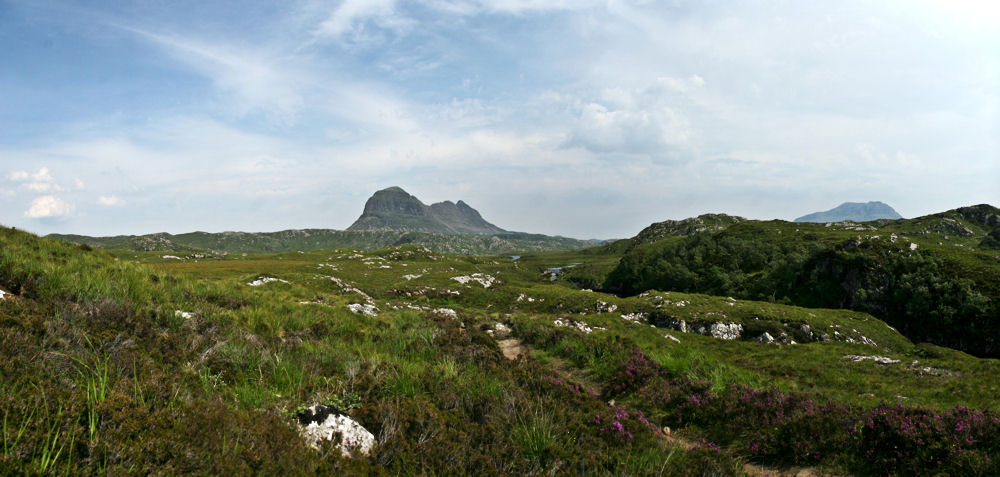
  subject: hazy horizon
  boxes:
[2,1,998,239]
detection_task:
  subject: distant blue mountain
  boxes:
[794,201,902,223]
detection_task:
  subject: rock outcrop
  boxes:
[347,187,506,235]
[296,405,375,457]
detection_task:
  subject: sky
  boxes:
[1,0,998,239]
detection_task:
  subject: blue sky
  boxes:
[1,0,998,238]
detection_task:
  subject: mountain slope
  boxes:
[795,201,902,222]
[347,187,505,235]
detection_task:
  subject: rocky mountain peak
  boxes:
[347,187,505,235]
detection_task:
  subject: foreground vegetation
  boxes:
[3,205,1000,475]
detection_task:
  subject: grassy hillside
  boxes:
[49,229,602,256]
[3,226,999,475]
[604,205,1000,358]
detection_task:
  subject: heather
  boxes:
[607,347,1000,475]
[3,211,999,475]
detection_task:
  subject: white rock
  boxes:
[756,332,774,343]
[554,318,604,334]
[491,322,512,339]
[596,301,618,313]
[161,255,183,260]
[620,312,647,324]
[451,273,497,288]
[709,322,743,340]
[664,334,681,343]
[297,405,375,457]
[432,308,458,318]
[174,310,194,319]
[910,243,919,250]
[402,274,422,281]
[247,276,289,286]
[844,354,900,365]
[347,303,378,317]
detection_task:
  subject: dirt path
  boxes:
[498,338,527,360]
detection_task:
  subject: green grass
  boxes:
[2,224,999,475]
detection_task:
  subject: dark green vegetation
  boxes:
[48,228,601,256]
[794,201,902,223]
[4,203,1000,475]
[606,205,1000,357]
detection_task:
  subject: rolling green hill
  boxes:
[4,220,1000,475]
[48,229,602,256]
[604,205,1000,358]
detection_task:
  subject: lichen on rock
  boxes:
[296,405,375,457]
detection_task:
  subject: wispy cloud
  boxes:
[116,25,307,122]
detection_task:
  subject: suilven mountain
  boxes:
[347,186,505,235]
[47,187,599,255]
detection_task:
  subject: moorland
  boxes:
[2,200,1000,475]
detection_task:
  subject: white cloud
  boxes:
[315,0,400,38]
[97,195,123,206]
[25,182,59,192]
[32,167,54,182]
[74,178,85,189]
[562,78,699,157]
[424,0,603,15]
[7,167,63,193]
[24,195,75,219]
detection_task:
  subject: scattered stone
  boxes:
[554,318,605,334]
[620,312,647,324]
[174,310,195,320]
[664,334,681,343]
[710,322,743,340]
[347,303,379,317]
[756,332,775,343]
[432,308,458,318]
[296,405,375,456]
[247,276,289,287]
[451,273,497,288]
[596,301,618,313]
[325,276,375,304]
[402,274,422,281]
[844,355,900,365]
[161,255,183,260]
[488,322,512,339]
